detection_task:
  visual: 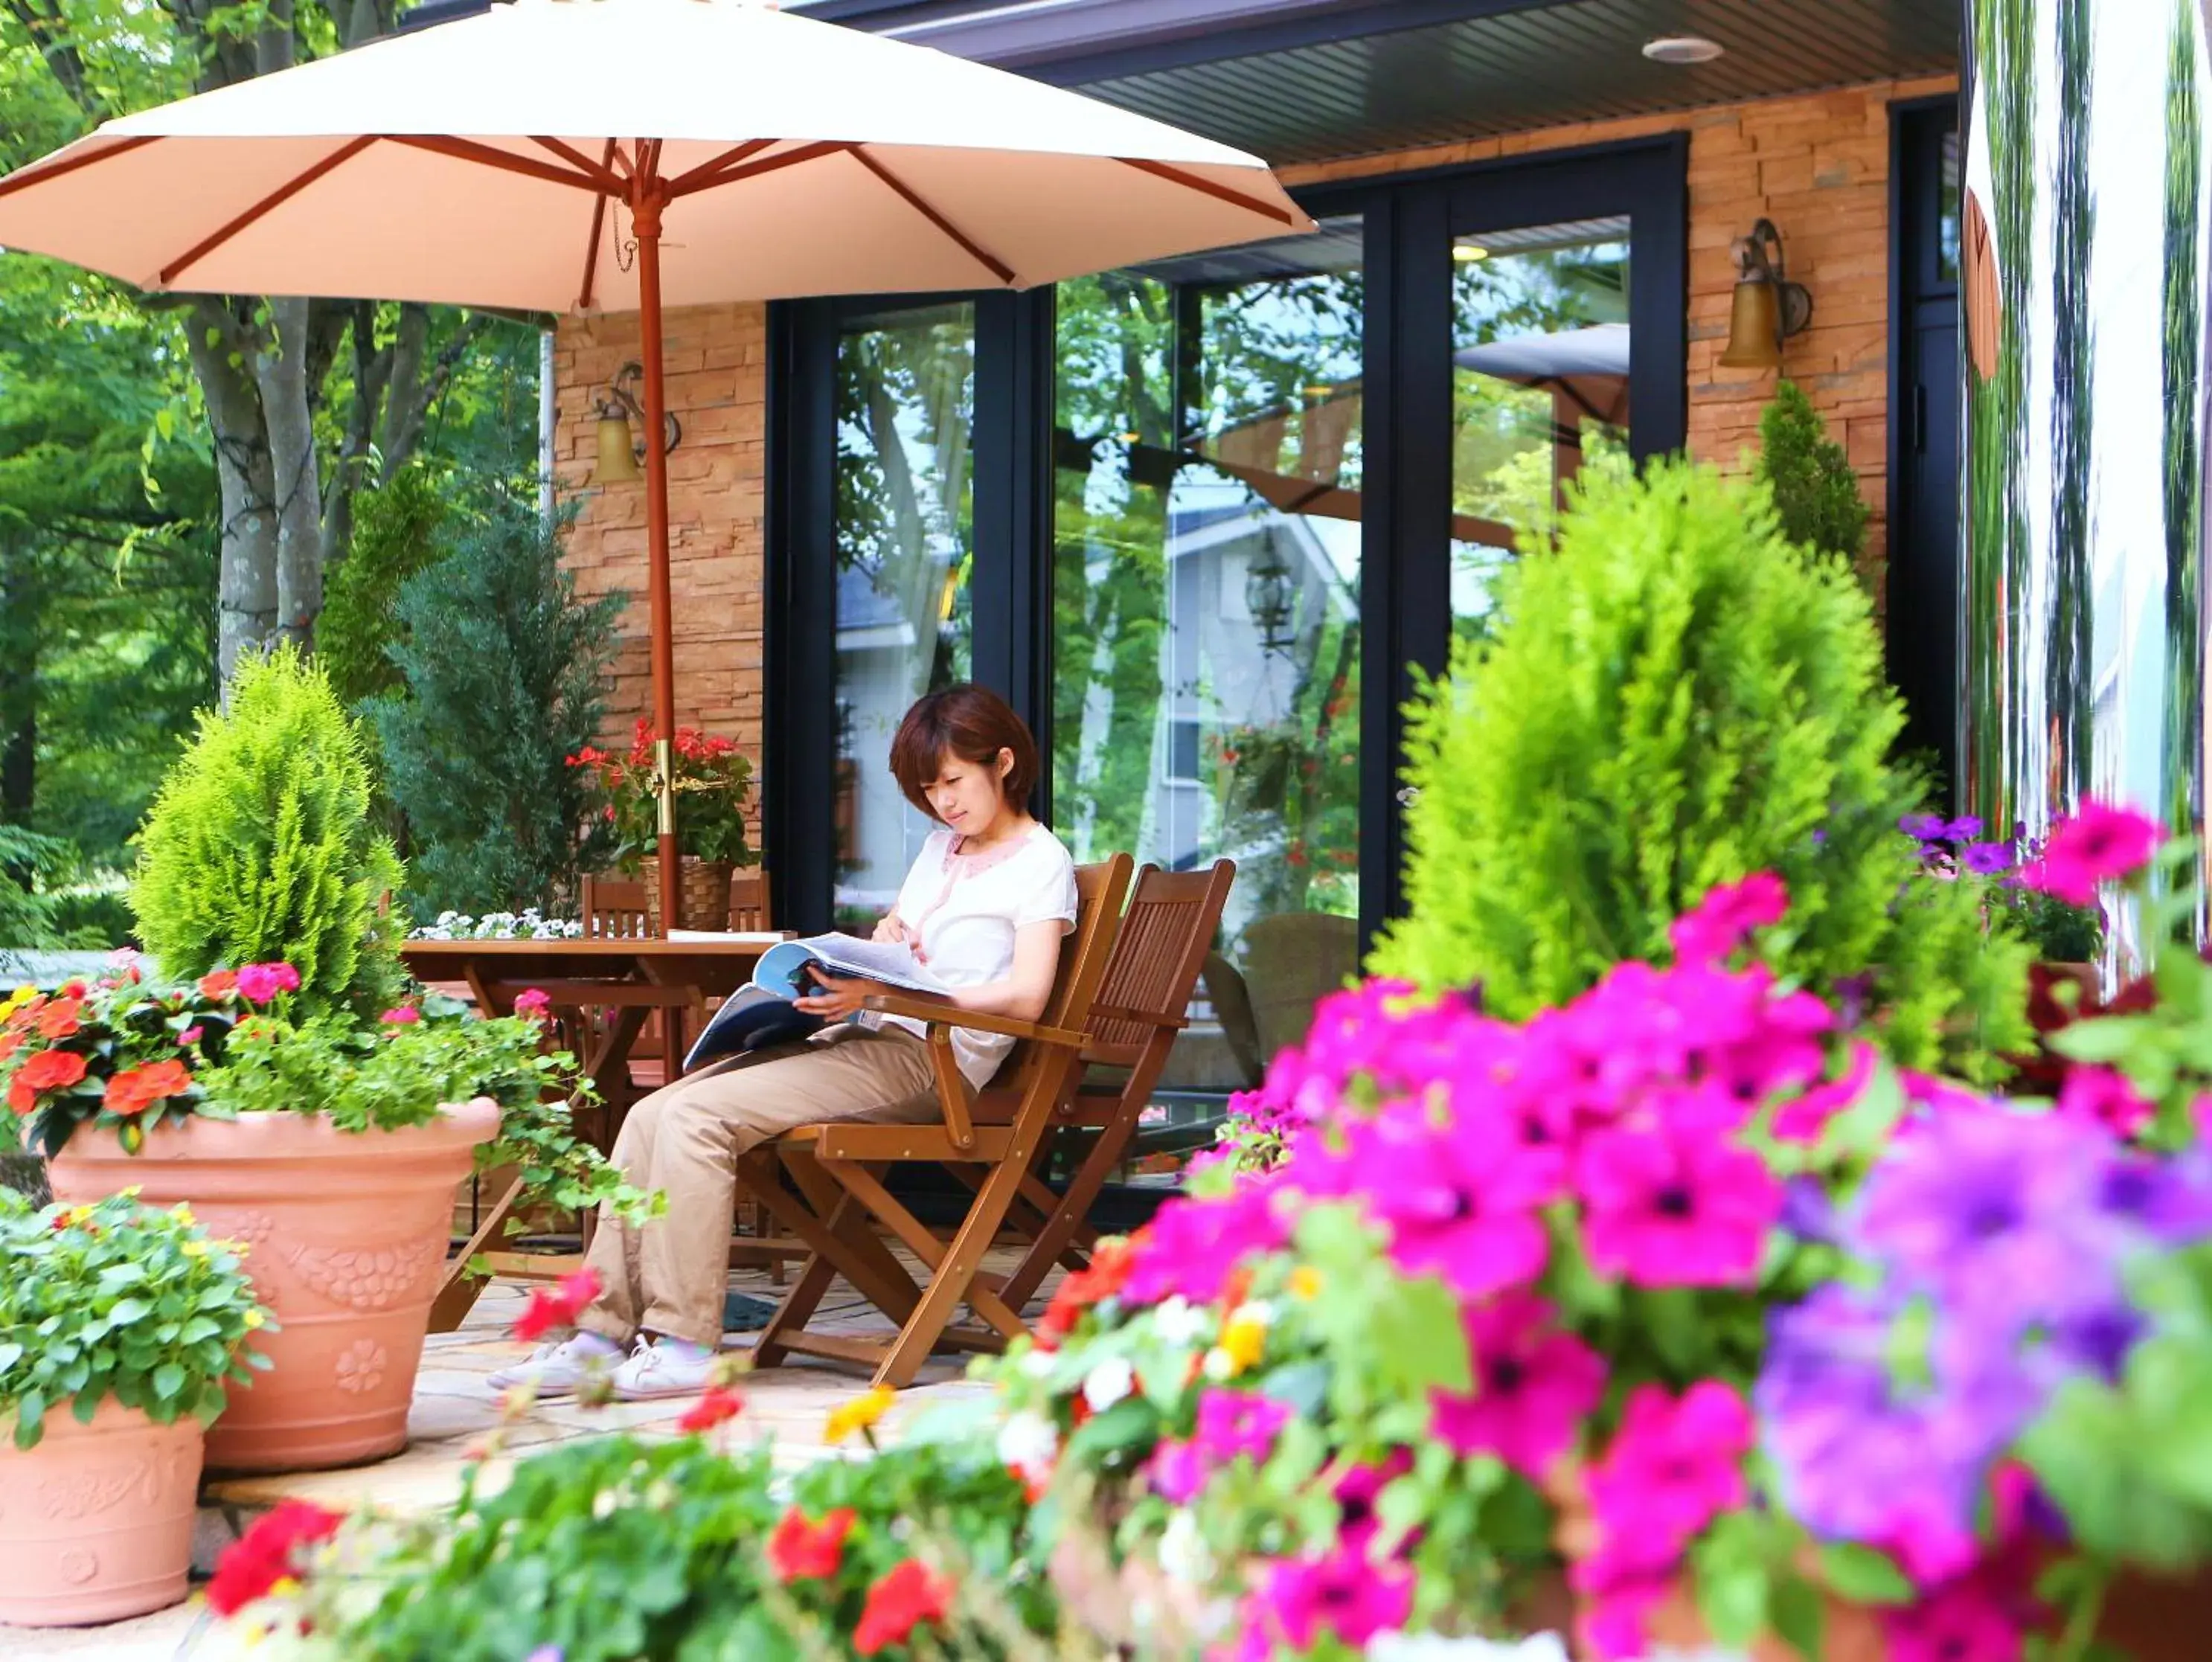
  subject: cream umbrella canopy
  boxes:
[0,0,1313,924]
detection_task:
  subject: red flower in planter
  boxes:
[676,1386,745,1434]
[7,1048,87,1114]
[511,1267,603,1342]
[205,1499,347,1615]
[34,997,83,1040]
[513,988,552,1021]
[198,970,239,998]
[853,1559,954,1655]
[767,1505,856,1582]
[105,1059,193,1118]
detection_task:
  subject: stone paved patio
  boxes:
[1,1255,1024,1661]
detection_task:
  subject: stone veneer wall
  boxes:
[551,74,1959,760]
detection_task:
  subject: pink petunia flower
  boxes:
[380,1005,422,1027]
[1583,1380,1754,1573]
[513,987,553,1018]
[1773,1040,1878,1144]
[2020,800,2164,905]
[2054,1064,2155,1140]
[1330,1449,1413,1553]
[1882,1569,2031,1662]
[1577,1115,1784,1287]
[1190,1388,1291,1469]
[1344,1099,1557,1300]
[1145,1437,1206,1504]
[1222,1549,1414,1660]
[176,1026,205,1047]
[1429,1293,1606,1478]
[1571,1566,1673,1662]
[1668,872,1790,967]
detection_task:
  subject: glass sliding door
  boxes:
[831,301,975,931]
[1449,216,1632,644]
[1054,218,1365,1088]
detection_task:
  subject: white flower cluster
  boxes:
[408,908,583,942]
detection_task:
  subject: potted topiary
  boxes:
[0,1189,266,1626]
[1371,456,2028,1084]
[5,966,650,1473]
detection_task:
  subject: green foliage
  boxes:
[200,996,655,1222]
[0,823,70,947]
[366,501,622,917]
[319,465,448,712]
[314,1433,1049,1661]
[0,1189,267,1451]
[1753,380,1869,565]
[129,644,403,1021]
[1371,458,2029,1079]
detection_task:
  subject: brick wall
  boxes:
[550,304,769,786]
[1282,74,1960,605]
[550,77,1958,749]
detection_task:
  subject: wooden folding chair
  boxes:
[979,859,1237,1317]
[739,853,1135,1387]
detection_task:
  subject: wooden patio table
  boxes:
[402,931,792,1328]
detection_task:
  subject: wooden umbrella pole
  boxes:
[633,170,682,935]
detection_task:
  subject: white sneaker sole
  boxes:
[611,1374,717,1402]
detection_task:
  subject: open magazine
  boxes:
[682,934,948,1072]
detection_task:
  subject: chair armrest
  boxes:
[858,990,1086,1050]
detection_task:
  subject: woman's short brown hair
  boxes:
[888,684,1039,821]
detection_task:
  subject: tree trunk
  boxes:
[258,297,326,650]
[0,539,35,839]
[190,304,280,684]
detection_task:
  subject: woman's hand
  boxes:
[872,913,908,946]
[792,972,891,1019]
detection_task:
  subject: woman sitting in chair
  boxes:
[494,684,1077,1400]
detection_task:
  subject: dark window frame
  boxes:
[766,135,1687,943]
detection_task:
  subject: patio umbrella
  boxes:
[0,0,1312,925]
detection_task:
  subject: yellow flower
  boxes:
[243,1309,265,1329]
[1287,1266,1323,1300]
[181,1240,210,1260]
[65,1204,94,1227]
[1218,1314,1268,1376]
[824,1385,895,1444]
[169,1202,195,1227]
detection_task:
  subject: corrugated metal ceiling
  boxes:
[1074,0,1957,165]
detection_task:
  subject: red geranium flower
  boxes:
[511,1267,603,1342]
[199,970,239,998]
[853,1559,954,1655]
[205,1499,347,1616]
[767,1506,856,1582]
[7,1048,87,1114]
[676,1385,745,1434]
[106,1059,193,1117]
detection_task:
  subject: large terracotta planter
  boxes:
[0,1400,203,1626]
[48,1099,500,1473]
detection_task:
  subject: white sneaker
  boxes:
[610,1336,721,1401]
[487,1333,621,1398]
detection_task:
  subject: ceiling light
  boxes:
[1452,243,1489,262]
[1303,384,1334,398]
[1643,35,1725,65]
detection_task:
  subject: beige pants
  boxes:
[578,1024,939,1348]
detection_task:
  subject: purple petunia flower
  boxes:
[1962,839,2016,875]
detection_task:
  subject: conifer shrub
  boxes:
[1370,458,2027,1079]
[1754,379,1870,565]
[320,464,449,711]
[130,645,403,1019]
[365,501,622,917]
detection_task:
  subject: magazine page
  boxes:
[751,936,947,998]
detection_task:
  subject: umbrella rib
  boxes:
[0,135,159,202]
[664,140,775,196]
[578,138,620,310]
[531,136,625,194]
[667,138,845,198]
[850,147,1014,286]
[1116,158,1297,227]
[161,135,379,287]
[385,134,609,194]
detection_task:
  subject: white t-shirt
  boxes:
[864,822,1078,1088]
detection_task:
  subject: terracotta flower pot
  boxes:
[0,1399,203,1626]
[48,1099,500,1473]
